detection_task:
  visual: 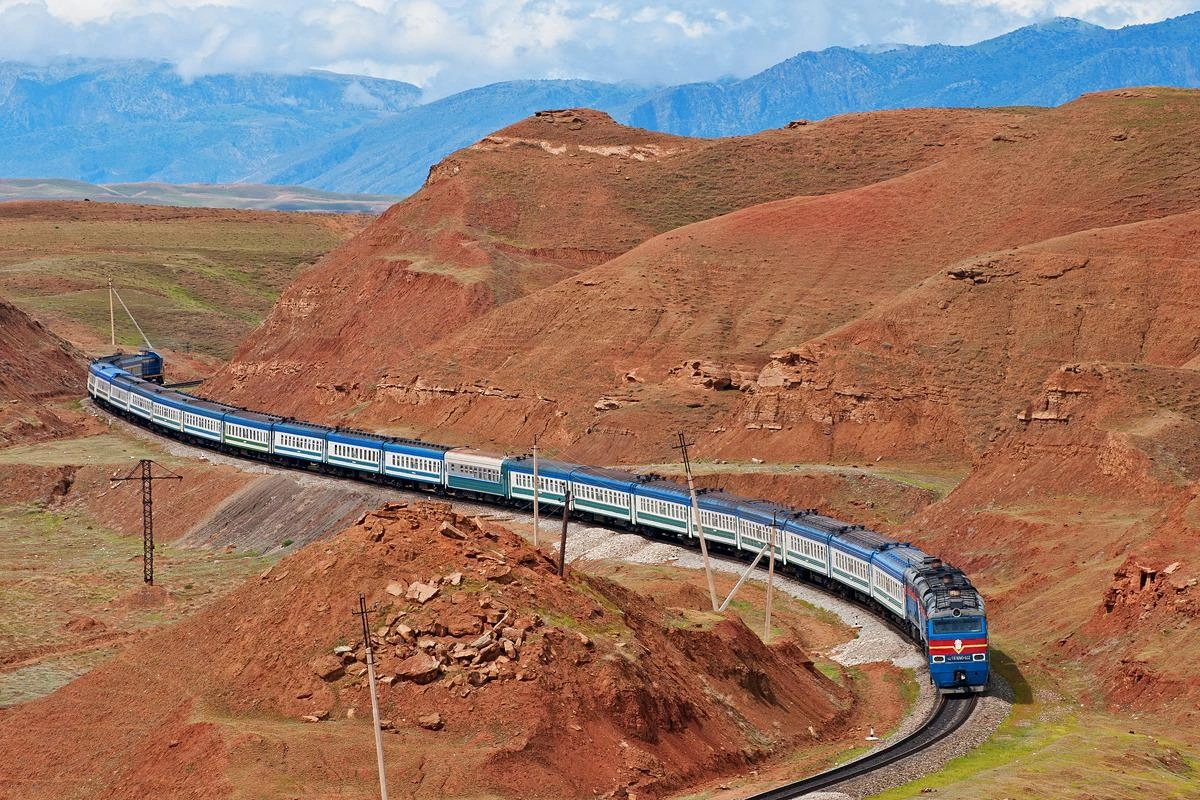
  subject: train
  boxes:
[87,350,989,694]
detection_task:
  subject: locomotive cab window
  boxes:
[931,618,984,634]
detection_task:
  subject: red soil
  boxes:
[0,502,854,799]
[206,107,1016,420]
[906,362,1200,720]
[721,209,1200,464]
[0,298,89,446]
[205,90,1200,467]
[199,89,1200,721]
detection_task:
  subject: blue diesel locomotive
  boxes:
[88,351,989,694]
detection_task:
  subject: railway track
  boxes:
[87,399,983,796]
[743,694,978,799]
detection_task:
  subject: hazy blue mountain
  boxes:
[0,178,400,213]
[249,80,657,194]
[0,60,421,183]
[627,14,1200,135]
[2,14,1200,199]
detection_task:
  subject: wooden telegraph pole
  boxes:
[354,593,390,800]
[111,459,181,585]
[532,438,540,548]
[673,432,719,612]
[558,487,572,578]
[108,278,116,347]
[764,513,777,643]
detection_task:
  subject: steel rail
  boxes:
[86,394,982,797]
[743,694,977,799]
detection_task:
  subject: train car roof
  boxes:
[274,419,333,437]
[633,477,692,503]
[181,396,234,415]
[151,390,196,410]
[505,455,580,479]
[829,526,896,560]
[872,542,929,578]
[695,489,747,513]
[445,447,506,466]
[734,498,800,525]
[327,429,386,447]
[568,464,642,490]
[379,436,453,453]
[784,512,850,537]
[224,408,283,426]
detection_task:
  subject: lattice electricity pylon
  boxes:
[111,459,182,585]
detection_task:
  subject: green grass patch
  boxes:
[0,213,359,359]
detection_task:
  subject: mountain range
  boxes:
[2,13,1199,198]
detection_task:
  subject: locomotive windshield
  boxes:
[930,617,984,634]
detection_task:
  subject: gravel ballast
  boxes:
[89,401,1011,795]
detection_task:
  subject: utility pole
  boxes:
[354,593,390,800]
[108,278,116,347]
[719,539,772,611]
[531,438,540,548]
[764,513,777,643]
[558,487,572,578]
[673,432,718,611]
[111,460,181,585]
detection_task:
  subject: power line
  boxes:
[110,459,181,585]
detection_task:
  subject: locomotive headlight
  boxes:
[932,655,946,663]
[973,653,986,661]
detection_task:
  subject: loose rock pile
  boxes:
[304,501,582,727]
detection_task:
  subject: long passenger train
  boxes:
[88,350,989,693]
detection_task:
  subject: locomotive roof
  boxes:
[914,558,984,614]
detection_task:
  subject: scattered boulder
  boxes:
[62,616,106,634]
[394,652,441,684]
[406,582,440,604]
[440,522,468,541]
[311,655,346,682]
[446,613,483,637]
[484,564,514,584]
[386,580,407,597]
[417,712,444,731]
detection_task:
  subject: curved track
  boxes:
[744,695,978,799]
[87,398,982,796]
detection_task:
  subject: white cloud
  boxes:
[1,0,1198,98]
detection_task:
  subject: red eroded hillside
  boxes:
[719,209,1200,465]
[0,298,88,445]
[299,89,1200,463]
[0,502,853,800]
[207,106,1017,417]
[905,362,1200,721]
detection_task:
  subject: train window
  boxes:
[931,618,984,634]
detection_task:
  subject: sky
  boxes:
[2,0,1199,98]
